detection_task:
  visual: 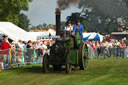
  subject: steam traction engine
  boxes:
[43,9,88,73]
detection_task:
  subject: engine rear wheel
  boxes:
[79,43,88,70]
[43,54,49,73]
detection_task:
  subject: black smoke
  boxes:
[79,0,128,17]
[57,0,80,10]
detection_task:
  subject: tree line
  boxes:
[67,0,128,34]
[0,0,32,31]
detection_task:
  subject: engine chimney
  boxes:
[55,8,61,36]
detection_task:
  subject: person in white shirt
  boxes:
[65,21,73,32]
[22,41,27,53]
[17,40,23,49]
[42,42,50,56]
[36,41,43,64]
[40,42,50,63]
[108,41,113,57]
[16,40,24,64]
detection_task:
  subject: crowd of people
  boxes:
[86,39,127,59]
[0,20,84,70]
[65,20,128,59]
[0,35,55,70]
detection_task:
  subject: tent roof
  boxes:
[0,22,36,42]
[83,33,104,42]
[28,32,46,37]
[38,29,56,36]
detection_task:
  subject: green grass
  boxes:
[0,58,128,85]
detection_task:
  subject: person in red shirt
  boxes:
[0,35,11,69]
[0,35,11,50]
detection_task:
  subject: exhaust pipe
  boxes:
[55,8,61,36]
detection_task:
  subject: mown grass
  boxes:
[0,58,128,85]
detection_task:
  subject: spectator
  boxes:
[0,35,11,69]
[42,42,49,55]
[97,41,101,57]
[36,41,43,64]
[26,40,33,64]
[108,41,113,57]
[22,41,27,53]
[0,35,11,50]
[103,41,109,58]
[120,40,126,58]
[94,41,98,58]
[15,40,24,64]
[17,40,23,48]
[26,40,32,49]
[90,41,95,59]
[32,42,37,49]
[115,40,120,58]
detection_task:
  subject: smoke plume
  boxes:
[57,0,80,10]
[79,0,128,17]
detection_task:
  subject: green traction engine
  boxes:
[42,8,88,73]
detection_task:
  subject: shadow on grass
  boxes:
[7,65,44,73]
[6,65,87,75]
[5,58,126,75]
[7,65,73,74]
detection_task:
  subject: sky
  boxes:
[23,0,82,26]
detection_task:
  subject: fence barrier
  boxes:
[0,48,44,70]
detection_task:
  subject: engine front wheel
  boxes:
[43,54,49,73]
[65,55,71,73]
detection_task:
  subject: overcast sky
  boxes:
[23,0,81,26]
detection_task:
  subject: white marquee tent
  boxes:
[0,22,36,42]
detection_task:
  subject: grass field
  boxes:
[0,58,128,85]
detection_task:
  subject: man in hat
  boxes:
[73,20,84,38]
[65,21,73,32]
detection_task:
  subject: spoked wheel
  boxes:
[65,55,71,73]
[79,43,88,70]
[43,54,49,73]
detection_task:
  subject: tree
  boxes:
[79,0,128,17]
[0,0,32,25]
[18,13,30,31]
[78,0,128,34]
[43,23,47,28]
[66,12,86,24]
[31,26,36,30]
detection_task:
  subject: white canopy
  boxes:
[28,29,56,38]
[0,22,36,42]
[28,32,46,37]
[38,29,56,36]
